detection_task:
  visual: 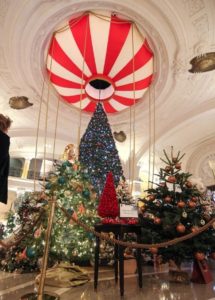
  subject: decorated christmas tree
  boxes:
[139,149,215,269]
[79,103,123,194]
[0,159,100,272]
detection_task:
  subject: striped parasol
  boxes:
[46,11,154,113]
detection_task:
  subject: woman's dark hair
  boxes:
[0,114,12,132]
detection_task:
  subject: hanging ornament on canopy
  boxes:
[46,11,154,113]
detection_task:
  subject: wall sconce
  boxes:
[189,52,215,73]
[9,96,33,109]
[113,131,126,142]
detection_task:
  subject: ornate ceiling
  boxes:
[0,0,215,189]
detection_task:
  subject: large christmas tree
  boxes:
[79,103,123,194]
[0,159,100,272]
[139,149,215,268]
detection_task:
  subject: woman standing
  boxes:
[0,114,12,204]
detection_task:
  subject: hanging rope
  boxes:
[33,80,45,191]
[151,54,156,184]
[77,13,88,155]
[148,85,152,189]
[52,95,60,161]
[129,23,137,195]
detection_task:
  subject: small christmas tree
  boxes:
[116,177,134,205]
[98,172,119,219]
[0,160,100,272]
[139,148,215,269]
[79,103,123,194]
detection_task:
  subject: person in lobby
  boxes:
[0,114,12,204]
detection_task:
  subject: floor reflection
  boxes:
[0,264,215,300]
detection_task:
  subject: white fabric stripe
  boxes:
[55,29,91,77]
[109,26,143,78]
[89,13,111,73]
[115,58,153,86]
[109,99,129,111]
[52,84,83,97]
[47,55,83,83]
[115,89,146,99]
[72,98,90,108]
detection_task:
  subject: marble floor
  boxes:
[0,264,215,300]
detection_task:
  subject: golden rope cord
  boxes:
[52,95,60,161]
[58,204,215,250]
[0,200,214,250]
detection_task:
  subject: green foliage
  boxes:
[139,148,215,266]
[1,160,100,272]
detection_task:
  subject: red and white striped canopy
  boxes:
[47,12,154,113]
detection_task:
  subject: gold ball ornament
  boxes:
[64,190,71,197]
[70,179,78,189]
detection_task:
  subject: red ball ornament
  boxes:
[154,217,161,225]
[175,163,181,170]
[165,166,172,172]
[128,218,138,225]
[191,196,197,202]
[164,196,172,203]
[176,223,186,233]
[168,176,177,183]
[188,201,196,208]
[177,201,186,208]
[195,252,205,261]
[185,181,192,188]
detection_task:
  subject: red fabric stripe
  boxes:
[112,95,137,106]
[69,15,97,75]
[83,101,97,112]
[61,94,87,103]
[49,37,88,81]
[116,74,153,91]
[103,16,131,75]
[47,70,83,88]
[103,101,117,113]
[113,40,153,82]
